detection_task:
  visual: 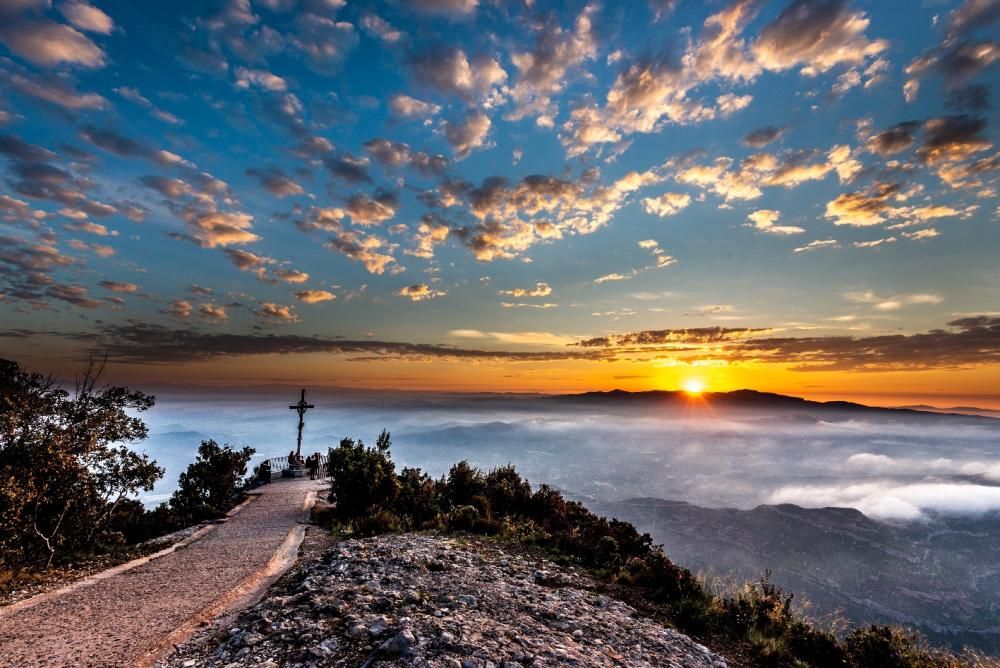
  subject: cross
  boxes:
[289,388,314,459]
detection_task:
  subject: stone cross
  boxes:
[289,388,314,459]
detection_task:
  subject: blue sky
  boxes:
[1,0,999,398]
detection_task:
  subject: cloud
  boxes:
[234,67,288,92]
[0,134,57,162]
[314,218,397,274]
[408,216,450,259]
[867,121,921,155]
[59,2,114,35]
[256,302,299,322]
[364,138,447,175]
[59,321,605,364]
[198,302,228,320]
[642,192,691,217]
[562,0,886,157]
[166,299,192,319]
[360,13,402,44]
[389,94,441,119]
[497,282,552,298]
[323,152,372,183]
[185,210,259,248]
[45,283,101,308]
[576,326,770,348]
[2,70,106,109]
[824,182,900,226]
[408,47,506,101]
[114,87,181,125]
[768,481,1000,521]
[672,146,858,205]
[731,315,1000,371]
[404,0,478,16]
[395,283,446,301]
[246,167,304,197]
[904,0,1000,101]
[80,126,190,168]
[752,0,887,75]
[794,239,839,253]
[443,110,492,158]
[274,268,309,284]
[741,125,785,148]
[917,115,991,164]
[440,170,660,261]
[0,9,106,68]
[294,289,335,303]
[843,290,943,311]
[637,239,677,268]
[506,4,598,125]
[289,12,358,73]
[98,281,139,293]
[747,209,804,235]
[594,272,630,284]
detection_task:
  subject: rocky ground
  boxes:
[164,531,727,668]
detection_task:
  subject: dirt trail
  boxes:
[0,478,323,668]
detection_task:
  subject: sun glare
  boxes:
[682,379,706,395]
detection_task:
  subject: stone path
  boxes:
[0,478,324,668]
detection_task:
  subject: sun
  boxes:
[682,378,706,395]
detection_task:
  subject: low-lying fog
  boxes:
[137,389,1000,523]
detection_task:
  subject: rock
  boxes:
[380,629,417,657]
[163,533,727,668]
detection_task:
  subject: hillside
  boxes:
[594,498,1000,654]
[164,532,728,668]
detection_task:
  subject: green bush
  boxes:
[168,439,255,526]
[326,430,398,521]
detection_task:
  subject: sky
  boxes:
[0,0,998,405]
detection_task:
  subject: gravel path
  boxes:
[0,478,324,668]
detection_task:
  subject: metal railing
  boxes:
[252,453,329,483]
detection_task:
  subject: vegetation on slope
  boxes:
[325,431,978,668]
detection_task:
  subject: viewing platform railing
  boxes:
[252,453,329,483]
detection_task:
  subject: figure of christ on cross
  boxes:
[289,388,314,464]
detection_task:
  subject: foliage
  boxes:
[326,429,399,520]
[168,439,255,525]
[0,358,162,570]
[325,431,969,668]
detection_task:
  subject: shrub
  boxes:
[484,465,532,516]
[445,460,486,509]
[327,430,398,521]
[396,467,441,527]
[169,439,255,525]
[844,626,936,668]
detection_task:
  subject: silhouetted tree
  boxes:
[0,358,161,569]
[169,439,254,525]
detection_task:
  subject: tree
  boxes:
[169,439,255,525]
[327,431,398,520]
[0,358,161,570]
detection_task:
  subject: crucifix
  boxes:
[289,388,314,460]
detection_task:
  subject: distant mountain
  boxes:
[591,497,1000,654]
[550,389,997,421]
[897,404,1000,418]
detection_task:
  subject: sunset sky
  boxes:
[0,0,998,405]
